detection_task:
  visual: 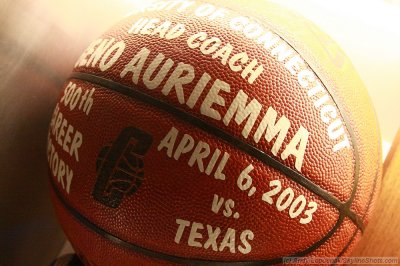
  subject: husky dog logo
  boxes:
[93,127,153,208]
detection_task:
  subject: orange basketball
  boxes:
[47,1,382,265]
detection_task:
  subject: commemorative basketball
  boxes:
[47,1,382,265]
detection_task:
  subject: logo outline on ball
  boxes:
[93,126,153,208]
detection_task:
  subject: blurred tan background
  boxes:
[0,0,399,265]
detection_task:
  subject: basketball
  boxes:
[47,1,382,265]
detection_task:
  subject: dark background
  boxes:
[0,1,140,265]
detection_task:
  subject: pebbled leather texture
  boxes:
[47,1,382,265]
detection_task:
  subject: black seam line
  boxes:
[50,174,342,265]
[70,72,364,232]
[270,37,362,230]
[193,0,363,235]
[255,16,364,231]
[70,72,362,230]
[330,155,382,266]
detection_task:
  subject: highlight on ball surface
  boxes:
[47,1,382,265]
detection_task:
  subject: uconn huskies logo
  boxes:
[93,127,153,208]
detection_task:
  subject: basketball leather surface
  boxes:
[47,1,382,265]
